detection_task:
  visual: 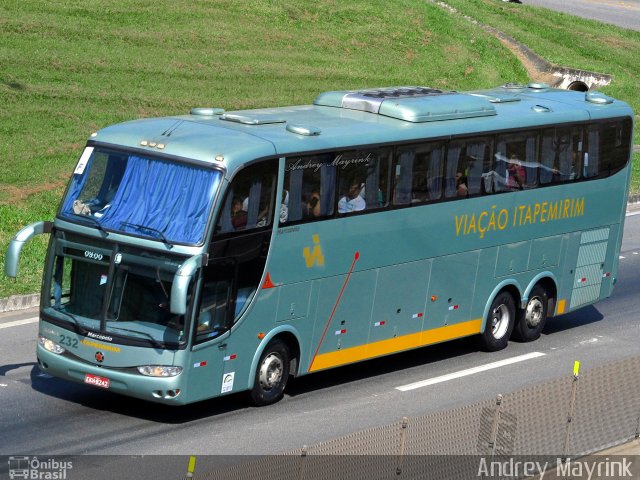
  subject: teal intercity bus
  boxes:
[6,83,634,405]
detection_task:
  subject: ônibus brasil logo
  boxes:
[8,456,72,479]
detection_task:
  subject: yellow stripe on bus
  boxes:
[309,319,482,372]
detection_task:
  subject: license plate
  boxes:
[84,373,110,389]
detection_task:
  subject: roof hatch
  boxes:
[313,86,496,122]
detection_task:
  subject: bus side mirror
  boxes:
[170,254,207,315]
[5,221,53,278]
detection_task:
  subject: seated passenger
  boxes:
[230,197,247,230]
[338,181,366,213]
[306,190,321,218]
[507,155,526,190]
[456,172,469,197]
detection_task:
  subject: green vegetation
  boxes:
[1,0,638,297]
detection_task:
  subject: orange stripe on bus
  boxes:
[556,299,566,315]
[308,319,482,372]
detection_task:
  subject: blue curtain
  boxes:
[320,163,336,216]
[287,169,303,222]
[61,154,95,215]
[98,156,220,244]
[395,151,414,205]
[446,146,461,198]
[97,155,127,201]
[587,128,599,178]
[525,137,538,188]
[364,157,379,208]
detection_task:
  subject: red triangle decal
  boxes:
[262,272,275,289]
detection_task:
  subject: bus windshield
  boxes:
[59,147,222,245]
[46,251,188,347]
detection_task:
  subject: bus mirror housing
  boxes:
[5,221,53,278]
[170,254,207,315]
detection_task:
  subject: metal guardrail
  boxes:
[189,355,640,480]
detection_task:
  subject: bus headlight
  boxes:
[137,366,183,377]
[38,335,66,354]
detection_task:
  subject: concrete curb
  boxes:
[0,294,40,313]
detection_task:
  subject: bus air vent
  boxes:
[469,92,521,103]
[585,91,614,105]
[531,105,552,113]
[527,82,550,90]
[314,86,496,122]
[219,114,286,125]
[190,107,225,116]
[286,124,321,136]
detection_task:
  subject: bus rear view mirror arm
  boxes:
[170,253,208,315]
[5,221,53,278]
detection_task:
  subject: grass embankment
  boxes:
[0,0,638,297]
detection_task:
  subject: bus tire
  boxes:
[480,291,515,352]
[249,339,290,406]
[512,285,548,342]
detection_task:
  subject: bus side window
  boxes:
[283,153,335,223]
[395,143,442,205]
[196,279,232,342]
[589,121,631,179]
[216,160,277,234]
[493,132,539,191]
[337,148,390,214]
[540,127,584,184]
[446,139,488,198]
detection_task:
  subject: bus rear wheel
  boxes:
[512,285,548,342]
[479,291,515,351]
[249,339,290,406]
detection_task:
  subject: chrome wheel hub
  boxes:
[525,297,544,328]
[259,353,283,390]
[491,304,509,340]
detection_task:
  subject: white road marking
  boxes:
[395,351,546,392]
[0,317,39,329]
[626,210,640,217]
[620,256,626,259]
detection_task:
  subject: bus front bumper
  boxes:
[36,344,189,405]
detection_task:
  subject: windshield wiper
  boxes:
[106,325,163,347]
[50,307,87,335]
[73,214,108,236]
[120,222,172,249]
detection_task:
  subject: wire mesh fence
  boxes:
[190,355,640,480]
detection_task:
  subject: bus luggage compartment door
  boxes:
[569,228,609,309]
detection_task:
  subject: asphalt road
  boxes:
[520,0,640,31]
[1,212,640,474]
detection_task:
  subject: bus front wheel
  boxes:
[480,291,515,351]
[512,285,548,342]
[249,339,290,406]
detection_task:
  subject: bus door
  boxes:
[186,159,278,400]
[188,258,238,400]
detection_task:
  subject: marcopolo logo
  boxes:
[8,456,73,479]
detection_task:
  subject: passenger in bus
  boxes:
[338,180,366,213]
[411,176,429,203]
[507,155,526,190]
[280,189,289,223]
[230,197,247,230]
[456,172,469,197]
[306,190,321,217]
